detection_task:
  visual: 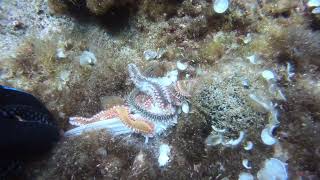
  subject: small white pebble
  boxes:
[213,0,229,13]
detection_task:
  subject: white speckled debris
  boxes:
[177,60,188,71]
[224,131,245,147]
[80,51,97,66]
[143,50,158,61]
[213,0,229,13]
[261,70,276,81]
[158,143,171,167]
[239,172,254,180]
[244,141,253,151]
[261,125,278,146]
[181,102,190,113]
[242,159,252,169]
[257,158,288,180]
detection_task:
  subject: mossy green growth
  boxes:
[198,32,236,65]
[141,0,181,21]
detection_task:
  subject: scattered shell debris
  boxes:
[243,141,253,151]
[261,70,276,81]
[238,172,254,180]
[224,131,245,147]
[176,60,188,71]
[213,0,229,13]
[261,125,278,146]
[158,143,171,167]
[242,159,252,169]
[246,54,261,64]
[181,102,190,114]
[286,62,295,81]
[79,51,97,66]
[257,158,288,180]
[205,133,224,146]
[143,50,158,61]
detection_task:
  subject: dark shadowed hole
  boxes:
[62,1,137,35]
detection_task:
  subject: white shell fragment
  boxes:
[181,102,190,113]
[246,54,261,64]
[244,141,254,151]
[249,94,274,112]
[143,50,158,61]
[242,159,252,169]
[307,0,320,7]
[239,172,254,180]
[243,33,252,44]
[242,79,250,88]
[158,144,171,167]
[177,60,188,71]
[261,70,275,81]
[261,125,278,146]
[312,7,320,14]
[80,51,97,66]
[205,134,223,146]
[213,0,229,13]
[257,158,288,180]
[212,125,226,133]
[224,131,245,147]
[56,48,66,60]
[286,62,295,81]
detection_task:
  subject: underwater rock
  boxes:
[257,158,287,180]
[213,0,229,13]
[79,51,97,66]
